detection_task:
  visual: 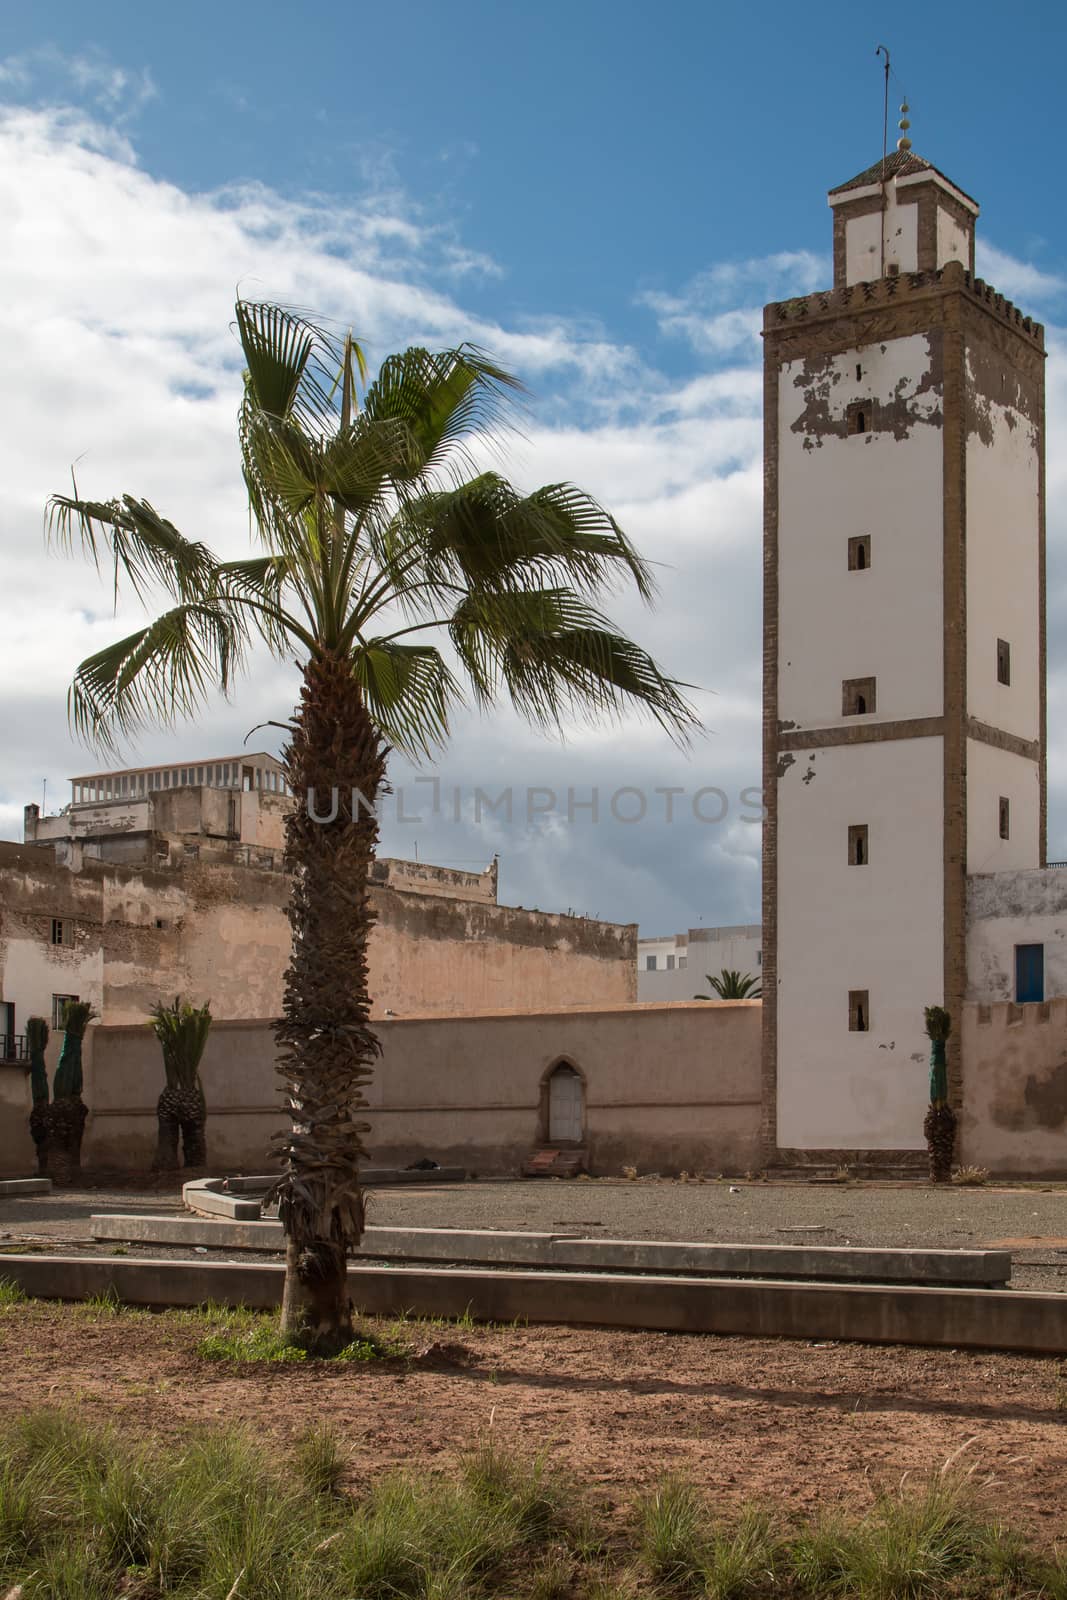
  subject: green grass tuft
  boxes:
[197,1322,308,1363]
[0,1278,27,1309]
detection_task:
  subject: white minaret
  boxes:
[761,146,1046,1164]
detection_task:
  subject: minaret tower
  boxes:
[761,143,1046,1163]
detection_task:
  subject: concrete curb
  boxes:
[88,1215,1012,1287]
[1,1254,1064,1353]
[181,1170,466,1219]
[0,1178,51,1196]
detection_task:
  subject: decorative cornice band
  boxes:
[965,718,1040,763]
[777,716,944,751]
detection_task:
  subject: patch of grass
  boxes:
[0,1413,1063,1600]
[197,1322,309,1363]
[953,1164,990,1186]
[0,1278,27,1308]
[637,1477,705,1589]
[294,1423,347,1497]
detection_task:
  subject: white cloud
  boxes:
[977,242,1066,306]
[1,92,1065,934]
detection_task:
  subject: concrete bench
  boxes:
[92,1214,1011,1287]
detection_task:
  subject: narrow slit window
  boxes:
[843,677,876,717]
[848,824,869,866]
[50,918,66,946]
[997,638,1011,686]
[999,797,1011,840]
[848,535,871,572]
[849,990,870,1032]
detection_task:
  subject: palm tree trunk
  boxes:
[274,651,386,1353]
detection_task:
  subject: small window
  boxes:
[999,797,1010,840]
[997,638,1011,686]
[847,402,871,436]
[848,535,871,572]
[155,917,166,930]
[666,955,675,971]
[51,994,79,1030]
[50,918,67,946]
[679,956,687,970]
[843,677,876,717]
[645,955,657,971]
[855,363,863,381]
[848,989,870,1032]
[848,824,869,866]
[756,950,762,965]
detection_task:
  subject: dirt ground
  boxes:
[1,1299,1065,1538]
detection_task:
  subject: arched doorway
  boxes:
[547,1061,584,1144]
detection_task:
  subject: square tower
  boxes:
[762,152,1046,1164]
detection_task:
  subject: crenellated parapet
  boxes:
[765,260,1044,350]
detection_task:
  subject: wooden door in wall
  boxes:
[548,1064,583,1143]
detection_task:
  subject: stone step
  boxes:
[523,1147,587,1178]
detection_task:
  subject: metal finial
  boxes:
[897,99,912,151]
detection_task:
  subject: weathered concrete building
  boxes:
[0,757,638,1171]
[638,925,762,1001]
[762,146,1060,1166]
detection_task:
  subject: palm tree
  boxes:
[26,1016,50,1176]
[50,1000,95,1180]
[695,969,762,1000]
[149,996,212,1170]
[48,301,697,1351]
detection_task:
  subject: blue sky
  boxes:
[1,2,1065,934]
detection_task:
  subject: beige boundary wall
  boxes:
[46,1001,764,1178]
[960,999,1067,1175]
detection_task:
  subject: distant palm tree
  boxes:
[695,969,762,1000]
[48,301,698,1352]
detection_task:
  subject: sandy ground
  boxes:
[0,1298,1065,1538]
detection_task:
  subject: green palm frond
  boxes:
[362,345,523,481]
[69,602,247,749]
[236,301,364,431]
[52,298,699,757]
[149,996,212,1093]
[352,641,461,759]
[47,493,219,606]
[383,474,655,610]
[697,970,762,1000]
[450,588,697,742]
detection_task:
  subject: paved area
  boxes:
[1,1178,1066,1289]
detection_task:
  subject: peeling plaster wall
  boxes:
[965,346,1041,741]
[366,887,636,1015]
[960,1000,1067,1174]
[77,1003,762,1176]
[0,841,634,1083]
[778,333,944,730]
[966,868,1067,1002]
[777,738,942,1149]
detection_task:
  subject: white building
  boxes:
[638,925,762,1001]
[763,147,1051,1161]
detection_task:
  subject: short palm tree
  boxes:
[48,301,697,1351]
[695,969,762,1000]
[149,996,213,1170]
[50,1000,96,1179]
[26,1016,50,1176]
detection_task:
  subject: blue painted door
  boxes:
[1015,944,1045,1003]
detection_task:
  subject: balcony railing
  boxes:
[0,1034,29,1063]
